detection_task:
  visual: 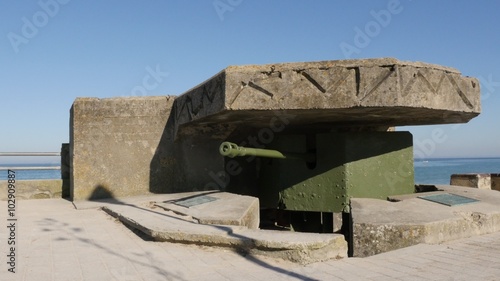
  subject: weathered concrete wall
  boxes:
[492,174,500,191]
[70,96,175,201]
[451,173,492,189]
[0,180,64,200]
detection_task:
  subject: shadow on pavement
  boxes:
[80,185,319,280]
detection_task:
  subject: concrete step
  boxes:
[97,193,347,264]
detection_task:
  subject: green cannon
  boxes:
[219,134,414,214]
[219,142,315,162]
[218,133,414,233]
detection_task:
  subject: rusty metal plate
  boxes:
[173,195,218,208]
[418,193,479,206]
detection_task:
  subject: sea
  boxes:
[414,158,500,185]
[1,158,500,185]
[0,163,61,180]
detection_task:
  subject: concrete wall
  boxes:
[70,96,175,200]
[0,180,64,200]
[451,173,494,190]
[492,174,500,191]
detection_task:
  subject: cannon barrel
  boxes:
[219,142,315,161]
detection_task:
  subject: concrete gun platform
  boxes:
[174,58,479,137]
[73,192,347,264]
[73,185,500,264]
[3,198,500,281]
[352,185,500,257]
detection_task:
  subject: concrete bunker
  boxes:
[69,58,484,260]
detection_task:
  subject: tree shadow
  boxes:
[84,185,319,280]
[36,216,188,280]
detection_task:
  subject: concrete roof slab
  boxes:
[173,58,480,135]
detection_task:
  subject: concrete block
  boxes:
[70,96,175,200]
[154,191,260,229]
[492,174,500,191]
[351,185,500,257]
[450,174,491,189]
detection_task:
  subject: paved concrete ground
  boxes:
[1,199,499,281]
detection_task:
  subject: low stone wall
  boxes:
[0,180,65,200]
[70,96,175,201]
[450,174,492,189]
[492,174,500,191]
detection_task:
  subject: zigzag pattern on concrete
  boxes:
[170,58,480,137]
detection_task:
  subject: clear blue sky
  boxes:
[1,0,499,162]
